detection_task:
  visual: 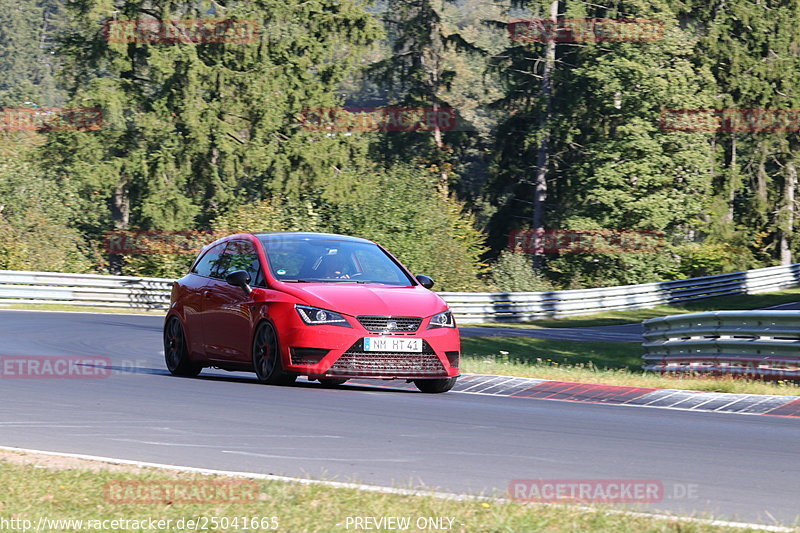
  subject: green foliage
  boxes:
[210,163,489,291]
[0,133,92,272]
[546,252,682,289]
[0,0,64,106]
[3,0,800,295]
[488,0,717,286]
[323,164,489,291]
[46,0,382,238]
[213,197,324,235]
[676,0,800,264]
[676,242,757,278]
[486,250,552,292]
[116,254,193,279]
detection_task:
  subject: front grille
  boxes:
[357,315,422,333]
[328,339,446,377]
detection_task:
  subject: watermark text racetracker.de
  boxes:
[299,107,458,132]
[104,480,259,505]
[509,479,699,503]
[508,18,663,42]
[0,356,111,379]
[661,108,800,132]
[104,19,259,44]
[0,107,102,132]
[0,516,279,531]
[103,230,224,255]
[508,229,665,254]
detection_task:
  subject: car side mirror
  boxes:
[415,275,435,289]
[225,270,252,295]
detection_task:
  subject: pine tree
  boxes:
[487,0,716,286]
[41,0,381,271]
[0,0,65,107]
[367,0,483,193]
[677,0,800,265]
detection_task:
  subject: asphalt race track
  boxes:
[1,310,799,527]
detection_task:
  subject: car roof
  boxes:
[254,232,374,245]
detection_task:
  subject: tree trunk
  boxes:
[111,182,130,230]
[109,181,130,274]
[780,158,796,265]
[531,0,558,267]
[725,134,736,223]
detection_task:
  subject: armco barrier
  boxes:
[0,263,798,320]
[0,270,172,310]
[642,311,800,379]
[442,263,800,323]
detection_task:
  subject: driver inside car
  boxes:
[314,253,352,279]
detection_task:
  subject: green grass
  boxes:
[0,452,766,533]
[468,287,800,329]
[461,337,800,396]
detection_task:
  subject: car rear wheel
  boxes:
[414,377,457,393]
[318,378,348,386]
[252,321,296,385]
[164,316,202,377]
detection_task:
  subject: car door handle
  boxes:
[203,290,212,298]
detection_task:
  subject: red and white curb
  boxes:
[352,374,800,417]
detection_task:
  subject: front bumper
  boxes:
[278,313,460,380]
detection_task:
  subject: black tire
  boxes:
[414,377,457,393]
[318,378,348,386]
[164,316,202,377]
[252,321,296,385]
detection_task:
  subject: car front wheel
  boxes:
[252,321,296,385]
[413,377,457,393]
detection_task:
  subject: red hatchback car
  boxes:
[164,232,461,393]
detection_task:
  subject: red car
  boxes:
[164,232,460,393]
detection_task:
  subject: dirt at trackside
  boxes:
[0,449,157,475]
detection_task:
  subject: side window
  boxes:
[191,242,228,278]
[218,240,263,285]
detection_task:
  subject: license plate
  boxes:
[363,337,422,353]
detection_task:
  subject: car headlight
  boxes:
[295,305,351,327]
[427,310,455,329]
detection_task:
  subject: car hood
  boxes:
[283,283,448,317]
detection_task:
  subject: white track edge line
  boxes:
[0,445,793,532]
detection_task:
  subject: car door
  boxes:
[200,239,263,365]
[183,241,228,357]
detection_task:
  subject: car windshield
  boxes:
[259,238,414,286]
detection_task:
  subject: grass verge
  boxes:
[460,337,800,396]
[0,451,764,533]
[468,287,800,329]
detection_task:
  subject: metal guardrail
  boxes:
[442,263,800,323]
[642,311,800,378]
[0,263,798,321]
[0,270,172,310]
